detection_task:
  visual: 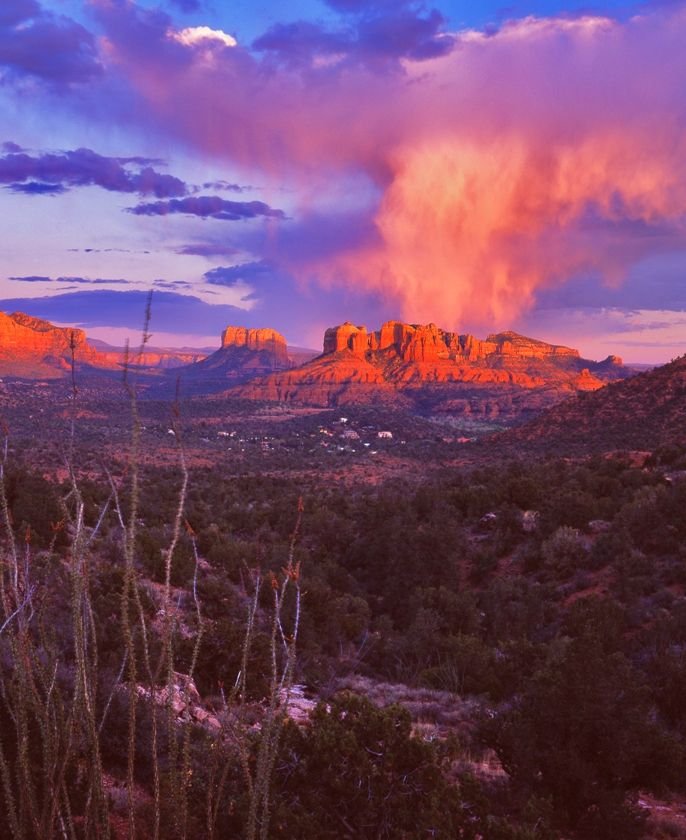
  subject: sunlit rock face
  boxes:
[169,325,293,396]
[229,320,630,414]
[321,320,584,367]
[0,311,210,378]
[221,327,289,365]
[0,311,110,377]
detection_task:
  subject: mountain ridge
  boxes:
[498,353,686,452]
[225,319,631,416]
[0,311,634,424]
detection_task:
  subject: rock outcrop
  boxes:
[95,348,206,369]
[322,321,581,365]
[221,327,289,365]
[172,325,293,395]
[229,319,632,415]
[0,311,112,377]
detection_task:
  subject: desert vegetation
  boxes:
[2,345,686,837]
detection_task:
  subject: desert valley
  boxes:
[3,0,686,837]
[1,307,686,839]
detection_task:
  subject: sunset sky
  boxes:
[1,0,685,362]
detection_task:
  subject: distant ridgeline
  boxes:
[0,310,204,378]
[225,320,630,418]
[0,311,632,422]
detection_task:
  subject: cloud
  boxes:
[77,4,686,330]
[205,260,276,300]
[0,146,187,197]
[127,196,286,221]
[200,180,245,192]
[0,1,41,28]
[8,181,67,195]
[0,290,249,335]
[535,251,686,312]
[200,259,392,345]
[153,279,192,289]
[175,243,239,258]
[172,26,237,48]
[253,4,453,67]
[68,247,151,254]
[514,305,686,363]
[0,0,101,85]
[9,275,132,285]
[323,0,410,13]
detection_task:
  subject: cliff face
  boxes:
[0,311,111,377]
[95,349,206,369]
[323,321,583,365]
[172,325,293,394]
[230,320,629,414]
[220,327,289,365]
[0,312,212,378]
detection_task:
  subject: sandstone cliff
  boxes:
[322,320,584,365]
[229,320,630,415]
[95,349,206,369]
[172,325,293,395]
[0,311,113,378]
[220,327,289,365]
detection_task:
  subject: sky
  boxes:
[1,0,685,362]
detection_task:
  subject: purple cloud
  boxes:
[128,196,286,221]
[205,260,276,300]
[254,22,349,66]
[69,247,151,254]
[0,1,40,28]
[8,181,66,195]
[176,243,239,258]
[254,2,453,67]
[324,0,403,12]
[200,180,246,193]
[153,279,192,289]
[0,146,187,197]
[0,290,249,336]
[201,259,390,343]
[0,0,101,85]
[9,275,132,286]
[355,7,453,61]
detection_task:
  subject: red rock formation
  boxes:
[323,322,367,354]
[229,319,630,414]
[486,331,579,360]
[320,321,580,366]
[174,325,292,393]
[0,311,112,377]
[221,326,289,364]
[0,311,211,378]
[96,349,206,369]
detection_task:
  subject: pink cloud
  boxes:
[93,2,686,329]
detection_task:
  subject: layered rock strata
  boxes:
[229,320,628,413]
[0,311,111,377]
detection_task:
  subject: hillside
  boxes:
[501,353,686,452]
